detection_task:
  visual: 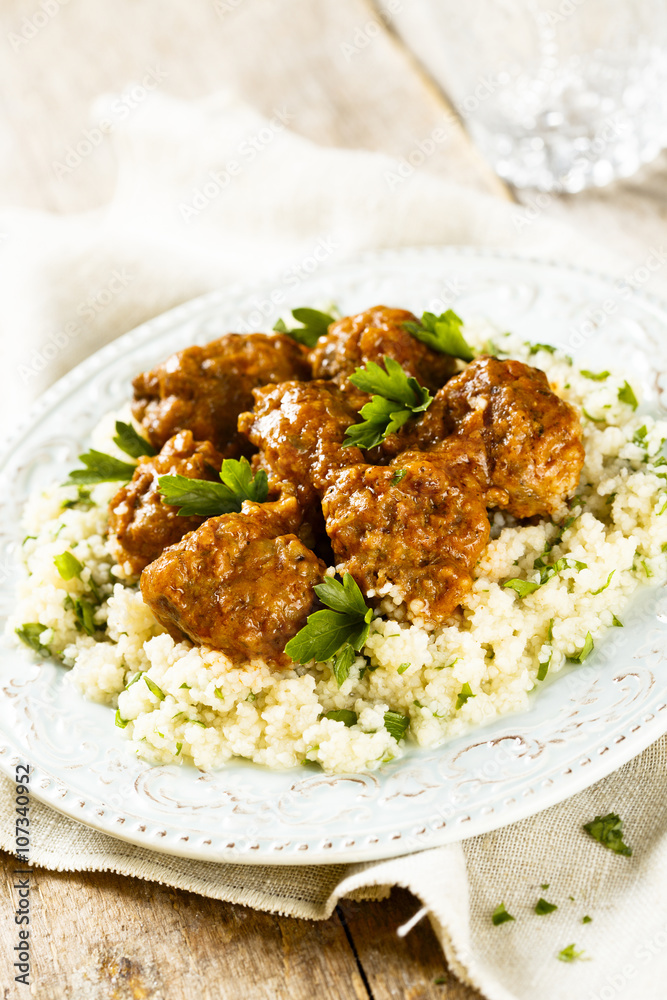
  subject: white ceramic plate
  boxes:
[1,247,667,866]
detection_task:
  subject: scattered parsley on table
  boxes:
[583,812,632,856]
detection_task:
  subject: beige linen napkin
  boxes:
[1,90,666,1000]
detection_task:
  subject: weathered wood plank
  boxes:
[0,850,370,999]
[0,0,503,215]
[339,888,483,1000]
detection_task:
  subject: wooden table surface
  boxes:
[1,1,666,996]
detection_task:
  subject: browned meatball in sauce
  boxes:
[322,459,490,624]
[140,496,326,666]
[108,431,224,577]
[238,380,363,512]
[132,333,311,455]
[437,356,584,518]
[309,306,457,409]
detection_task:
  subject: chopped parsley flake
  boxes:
[114,710,129,729]
[403,310,475,361]
[505,557,586,599]
[54,550,84,581]
[61,486,94,510]
[63,595,97,636]
[324,709,357,727]
[343,357,434,450]
[435,657,459,670]
[144,676,166,701]
[583,812,632,856]
[158,456,269,517]
[537,652,552,682]
[618,381,639,410]
[273,307,336,348]
[569,632,594,663]
[284,573,372,686]
[15,623,51,657]
[65,449,137,486]
[455,683,475,710]
[582,408,606,423]
[383,711,410,741]
[503,578,540,597]
[591,571,615,595]
[557,943,586,963]
[535,897,558,915]
[491,903,515,926]
[582,915,592,924]
[113,420,156,459]
[581,369,610,381]
[397,662,410,674]
[527,342,557,355]
[391,468,407,485]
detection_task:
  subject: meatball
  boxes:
[108,431,224,577]
[238,380,363,511]
[321,459,490,624]
[439,356,584,518]
[132,332,311,455]
[140,496,326,666]
[309,305,457,409]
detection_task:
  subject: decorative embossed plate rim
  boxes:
[1,246,667,866]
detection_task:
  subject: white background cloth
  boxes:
[2,90,666,1000]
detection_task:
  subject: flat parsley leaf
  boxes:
[64,595,97,636]
[504,557,586,599]
[158,457,269,517]
[144,676,166,701]
[274,307,336,348]
[383,710,410,741]
[583,812,632,856]
[113,420,156,458]
[343,357,433,450]
[491,903,515,926]
[65,449,137,486]
[15,623,51,657]
[403,310,475,361]
[284,573,373,687]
